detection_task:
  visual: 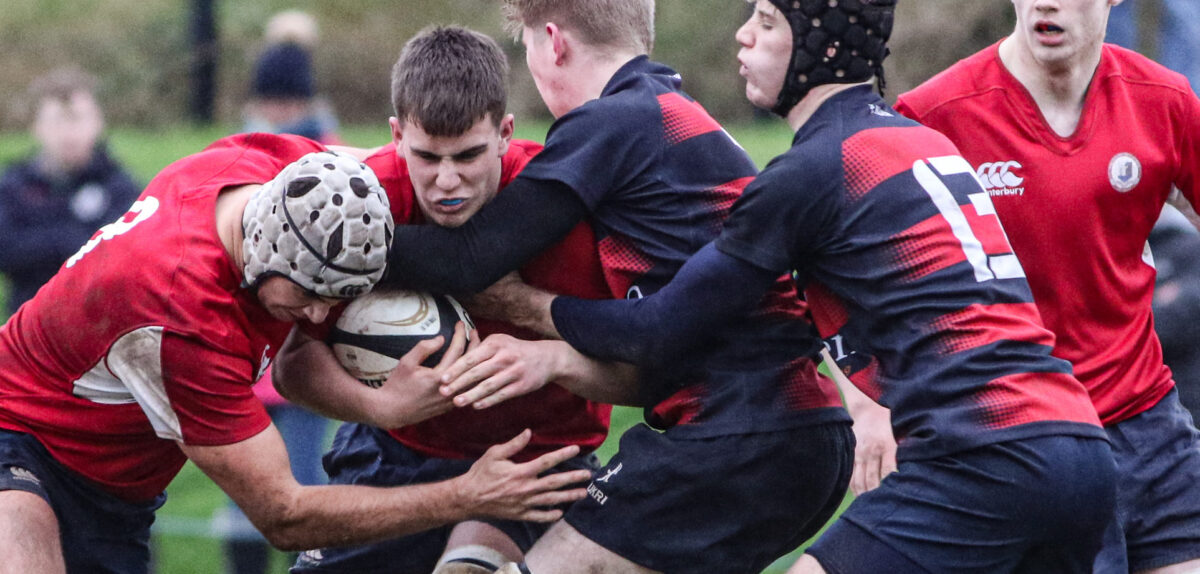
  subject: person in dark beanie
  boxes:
[241,10,340,145]
[0,66,141,319]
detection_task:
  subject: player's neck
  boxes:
[558,50,640,117]
[215,184,258,271]
[998,34,1101,137]
[784,82,867,133]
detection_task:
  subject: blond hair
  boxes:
[502,0,654,55]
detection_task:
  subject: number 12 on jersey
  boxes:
[912,156,1026,283]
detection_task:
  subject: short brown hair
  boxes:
[502,0,655,55]
[390,26,508,137]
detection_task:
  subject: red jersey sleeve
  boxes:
[1175,88,1200,210]
[160,330,272,447]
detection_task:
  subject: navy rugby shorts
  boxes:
[807,434,1116,574]
[0,429,164,574]
[291,422,599,574]
[563,421,853,574]
[1094,388,1200,573]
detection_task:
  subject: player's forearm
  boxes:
[254,480,469,551]
[382,177,588,294]
[551,242,778,366]
[273,330,392,426]
[821,348,879,415]
[544,341,642,406]
[1167,189,1200,233]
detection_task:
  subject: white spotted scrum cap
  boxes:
[242,150,394,299]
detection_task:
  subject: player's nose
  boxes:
[304,301,333,324]
[435,160,461,190]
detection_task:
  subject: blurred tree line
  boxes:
[0,0,1016,130]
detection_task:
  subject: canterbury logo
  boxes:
[596,462,623,483]
[9,466,40,485]
[975,161,1024,190]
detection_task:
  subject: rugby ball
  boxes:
[329,290,473,387]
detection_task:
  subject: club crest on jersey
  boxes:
[974,161,1025,197]
[1108,153,1141,193]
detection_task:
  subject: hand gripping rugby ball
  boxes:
[329,290,473,388]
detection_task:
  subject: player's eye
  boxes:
[453,147,487,162]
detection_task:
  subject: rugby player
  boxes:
[895,0,1200,571]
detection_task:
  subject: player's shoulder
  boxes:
[1100,43,1195,96]
[203,133,325,161]
[578,83,665,128]
[896,43,1002,119]
[506,139,544,162]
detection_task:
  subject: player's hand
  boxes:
[373,322,471,427]
[439,334,559,409]
[847,398,897,496]
[453,429,591,522]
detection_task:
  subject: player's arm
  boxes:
[383,177,588,295]
[1174,87,1200,232]
[439,334,642,408]
[821,348,896,495]
[549,242,781,367]
[181,425,590,551]
[272,323,468,429]
[1167,189,1200,233]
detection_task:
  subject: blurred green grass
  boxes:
[0,118,838,574]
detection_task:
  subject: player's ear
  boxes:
[497,114,515,155]
[547,22,568,65]
[389,117,404,146]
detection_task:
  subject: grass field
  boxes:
[0,119,846,573]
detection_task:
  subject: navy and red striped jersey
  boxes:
[519,56,847,436]
[717,86,1104,460]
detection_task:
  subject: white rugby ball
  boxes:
[329,290,473,387]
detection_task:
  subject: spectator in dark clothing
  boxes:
[0,67,141,318]
[241,10,340,145]
[1151,204,1200,421]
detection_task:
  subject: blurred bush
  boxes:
[0,0,1013,130]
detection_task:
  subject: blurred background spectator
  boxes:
[215,10,336,574]
[0,66,140,319]
[240,9,340,144]
[1107,0,1200,90]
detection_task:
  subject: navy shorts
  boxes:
[1095,388,1200,573]
[564,421,854,574]
[807,434,1116,574]
[0,429,165,574]
[291,423,599,574]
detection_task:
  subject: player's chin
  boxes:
[745,87,774,111]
